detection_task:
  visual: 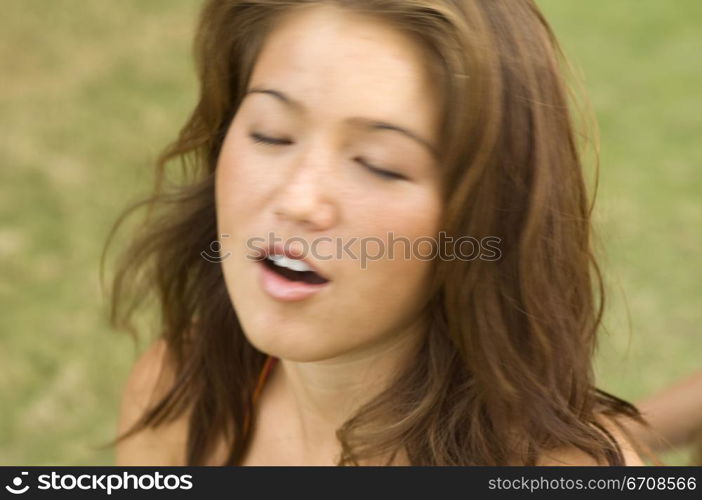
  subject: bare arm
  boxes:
[536,415,645,466]
[627,370,702,453]
[115,339,189,465]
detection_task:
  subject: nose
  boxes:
[272,154,336,231]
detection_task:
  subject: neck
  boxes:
[261,322,425,465]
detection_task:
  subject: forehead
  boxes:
[246,4,440,142]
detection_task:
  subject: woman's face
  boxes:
[216,4,443,362]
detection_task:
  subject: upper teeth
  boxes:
[268,254,312,272]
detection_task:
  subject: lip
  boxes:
[255,242,330,281]
[255,241,331,302]
[258,260,330,302]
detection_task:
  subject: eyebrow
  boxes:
[244,87,438,158]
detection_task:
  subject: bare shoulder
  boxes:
[536,415,646,466]
[115,339,189,465]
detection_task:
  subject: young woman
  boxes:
[106,0,650,465]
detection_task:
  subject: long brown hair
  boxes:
[103,0,651,465]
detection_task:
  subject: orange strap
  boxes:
[253,355,277,404]
[243,356,277,436]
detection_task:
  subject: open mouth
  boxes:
[262,255,329,285]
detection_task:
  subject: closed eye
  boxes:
[249,132,292,146]
[355,157,407,181]
[249,133,406,181]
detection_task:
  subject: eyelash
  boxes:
[249,132,407,181]
[250,132,292,146]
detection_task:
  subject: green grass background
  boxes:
[1,0,700,465]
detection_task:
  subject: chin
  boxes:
[239,320,350,363]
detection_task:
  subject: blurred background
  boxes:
[1,0,700,465]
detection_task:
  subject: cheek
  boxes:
[350,183,442,245]
[216,141,261,213]
[215,129,277,243]
[339,186,442,315]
